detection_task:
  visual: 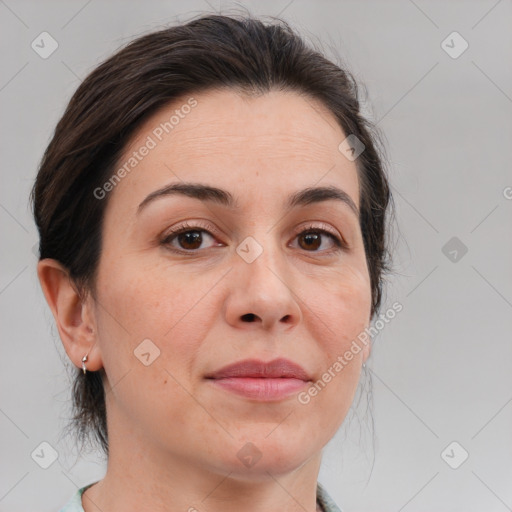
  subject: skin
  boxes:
[38,89,372,512]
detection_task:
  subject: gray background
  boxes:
[1,0,511,510]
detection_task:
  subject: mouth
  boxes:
[205,358,312,401]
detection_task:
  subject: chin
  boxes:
[215,433,319,480]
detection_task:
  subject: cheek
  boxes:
[331,280,371,348]
[310,263,372,347]
[303,267,371,417]
[95,259,222,377]
[94,263,216,429]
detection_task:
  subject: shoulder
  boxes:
[317,481,343,512]
[58,482,97,512]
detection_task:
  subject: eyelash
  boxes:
[160,221,348,255]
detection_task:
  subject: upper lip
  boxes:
[206,358,311,381]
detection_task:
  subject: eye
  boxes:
[160,221,346,255]
[291,223,345,253]
[160,222,222,253]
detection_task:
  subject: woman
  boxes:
[31,13,392,512]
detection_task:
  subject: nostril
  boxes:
[241,313,257,322]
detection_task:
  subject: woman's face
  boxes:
[90,89,372,478]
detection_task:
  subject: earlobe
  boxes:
[37,259,102,372]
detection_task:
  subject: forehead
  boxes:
[109,88,360,214]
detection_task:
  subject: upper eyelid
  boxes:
[163,220,342,238]
[162,220,218,238]
[298,222,339,237]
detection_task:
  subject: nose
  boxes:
[223,239,302,333]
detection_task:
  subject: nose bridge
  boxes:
[237,228,288,287]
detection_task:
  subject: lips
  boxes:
[206,358,311,380]
[206,358,312,401]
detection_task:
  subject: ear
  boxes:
[37,259,103,373]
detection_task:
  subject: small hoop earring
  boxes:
[81,354,89,375]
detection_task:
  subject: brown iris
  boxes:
[177,231,203,250]
[298,231,322,251]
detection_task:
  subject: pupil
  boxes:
[179,231,202,249]
[302,233,320,250]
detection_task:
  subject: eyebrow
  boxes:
[137,182,359,217]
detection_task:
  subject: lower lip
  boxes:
[209,377,309,401]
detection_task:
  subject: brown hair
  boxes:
[31,13,393,456]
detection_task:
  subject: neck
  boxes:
[82,423,323,512]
